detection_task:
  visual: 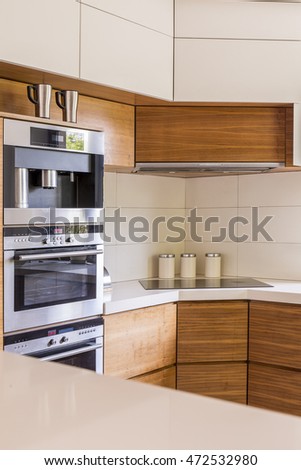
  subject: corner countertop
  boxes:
[1,350,301,450]
[104,278,301,314]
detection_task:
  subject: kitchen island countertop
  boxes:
[1,350,301,450]
[104,278,301,314]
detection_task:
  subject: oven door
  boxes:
[36,338,103,374]
[4,244,104,332]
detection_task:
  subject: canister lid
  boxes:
[159,254,175,258]
[181,253,196,257]
[205,253,221,257]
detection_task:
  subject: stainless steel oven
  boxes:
[4,317,104,374]
[4,224,104,333]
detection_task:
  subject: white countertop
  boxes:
[1,350,301,450]
[104,278,301,314]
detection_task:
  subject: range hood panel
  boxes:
[134,162,284,175]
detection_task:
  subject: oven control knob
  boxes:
[59,336,68,344]
[47,339,56,347]
[43,238,50,245]
[66,236,75,243]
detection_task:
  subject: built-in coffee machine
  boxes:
[3,118,104,225]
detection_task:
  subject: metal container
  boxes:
[15,168,29,208]
[180,253,196,278]
[205,253,221,278]
[158,254,175,279]
[41,169,58,188]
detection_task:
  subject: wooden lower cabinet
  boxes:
[249,363,301,417]
[104,303,177,380]
[132,365,176,389]
[177,301,248,404]
[177,363,247,404]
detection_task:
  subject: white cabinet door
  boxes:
[80,0,174,35]
[176,1,301,40]
[80,6,173,100]
[0,0,80,77]
[175,38,301,103]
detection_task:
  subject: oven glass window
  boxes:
[53,349,96,371]
[14,249,97,311]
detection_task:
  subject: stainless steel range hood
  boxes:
[133,162,284,175]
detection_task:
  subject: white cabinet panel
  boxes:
[81,0,174,35]
[175,1,301,40]
[175,39,301,103]
[0,0,80,77]
[81,6,173,100]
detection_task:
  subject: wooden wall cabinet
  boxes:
[104,303,177,387]
[177,301,248,404]
[136,106,290,165]
[249,300,301,417]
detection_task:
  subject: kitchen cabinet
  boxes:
[177,301,248,404]
[104,303,177,385]
[174,38,301,103]
[80,5,173,100]
[249,301,301,417]
[136,106,288,164]
[81,0,174,36]
[0,0,80,78]
[132,365,176,389]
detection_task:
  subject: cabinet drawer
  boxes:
[249,301,301,369]
[177,363,247,405]
[177,301,248,363]
[104,303,176,379]
[249,363,301,417]
[132,366,176,389]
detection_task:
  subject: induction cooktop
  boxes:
[139,277,272,290]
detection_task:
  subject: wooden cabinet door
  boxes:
[136,106,286,164]
[132,365,176,389]
[104,303,177,379]
[177,363,247,405]
[177,301,248,363]
[249,301,301,369]
[249,363,301,417]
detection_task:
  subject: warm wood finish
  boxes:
[132,365,176,389]
[285,106,294,167]
[136,106,287,163]
[104,303,177,379]
[249,363,301,417]
[177,363,247,404]
[0,78,135,168]
[177,301,248,363]
[249,301,301,369]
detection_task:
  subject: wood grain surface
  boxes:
[177,362,247,404]
[136,106,287,163]
[177,301,248,363]
[132,365,176,389]
[104,303,177,379]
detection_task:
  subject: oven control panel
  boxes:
[4,224,104,249]
[4,317,104,355]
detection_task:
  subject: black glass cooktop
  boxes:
[139,277,272,290]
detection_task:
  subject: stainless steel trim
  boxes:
[15,168,29,208]
[39,343,103,362]
[4,207,104,226]
[134,162,285,174]
[16,248,104,261]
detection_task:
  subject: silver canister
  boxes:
[180,253,196,278]
[15,168,29,208]
[205,253,221,278]
[158,254,175,279]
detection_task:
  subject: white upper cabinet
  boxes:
[0,0,80,77]
[176,1,301,40]
[80,0,174,35]
[175,39,301,102]
[80,5,173,100]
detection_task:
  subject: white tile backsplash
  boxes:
[105,171,301,283]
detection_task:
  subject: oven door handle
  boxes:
[15,249,104,261]
[39,342,103,362]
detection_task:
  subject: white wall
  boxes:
[186,171,301,281]
[104,173,185,282]
[105,171,301,283]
